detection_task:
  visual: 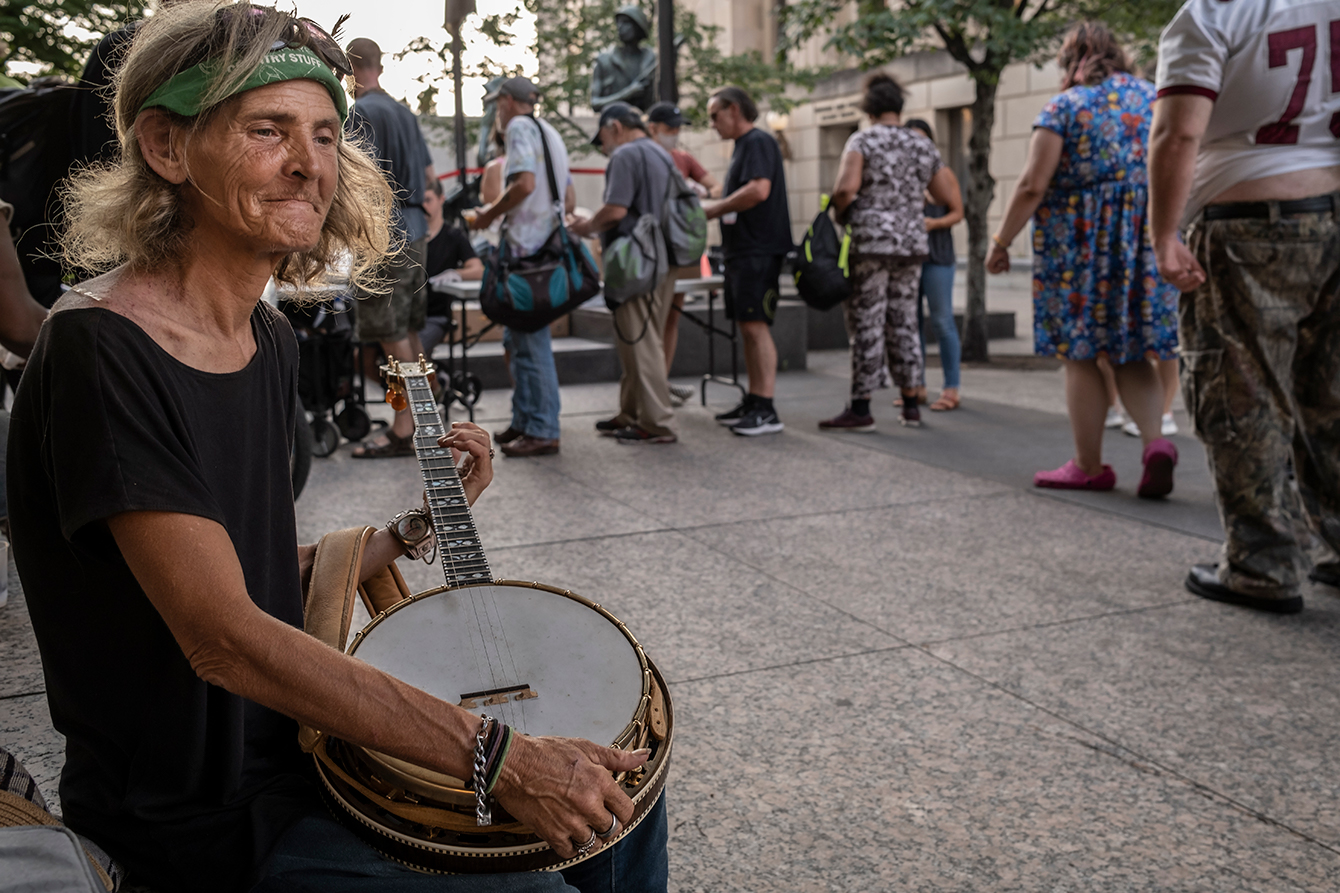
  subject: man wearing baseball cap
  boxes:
[644,101,720,402]
[572,102,680,444]
[469,76,576,458]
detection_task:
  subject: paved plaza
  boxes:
[3,345,1339,891]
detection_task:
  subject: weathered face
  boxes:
[180,79,340,257]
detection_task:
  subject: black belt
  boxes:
[1203,194,1337,221]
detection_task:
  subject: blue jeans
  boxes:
[916,262,961,389]
[504,326,561,440]
[253,793,668,893]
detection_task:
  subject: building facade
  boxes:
[677,0,1072,259]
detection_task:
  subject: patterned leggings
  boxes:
[844,256,924,397]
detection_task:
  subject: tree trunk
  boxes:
[961,76,998,363]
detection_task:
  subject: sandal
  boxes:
[351,430,416,459]
[930,389,960,412]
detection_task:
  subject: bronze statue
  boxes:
[590,6,657,112]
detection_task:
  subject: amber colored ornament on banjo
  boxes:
[385,379,409,411]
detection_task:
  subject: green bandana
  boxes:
[140,46,348,123]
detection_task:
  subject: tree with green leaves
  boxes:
[475,0,816,151]
[782,0,1180,362]
[0,2,149,82]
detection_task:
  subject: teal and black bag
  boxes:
[793,195,852,311]
[479,116,600,333]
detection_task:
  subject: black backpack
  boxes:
[0,81,80,307]
[792,197,852,311]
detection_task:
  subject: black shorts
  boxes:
[723,254,783,325]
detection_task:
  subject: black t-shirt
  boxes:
[425,224,477,316]
[7,301,314,893]
[721,127,793,259]
[924,202,956,267]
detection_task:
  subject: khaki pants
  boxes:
[612,275,678,437]
[1182,201,1340,596]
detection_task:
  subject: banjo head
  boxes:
[348,581,649,744]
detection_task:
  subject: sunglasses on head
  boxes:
[220,6,353,77]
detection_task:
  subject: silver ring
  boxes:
[488,448,495,459]
[596,813,620,840]
[575,829,598,858]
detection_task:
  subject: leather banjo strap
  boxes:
[299,525,413,752]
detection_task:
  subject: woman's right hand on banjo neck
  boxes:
[493,735,651,859]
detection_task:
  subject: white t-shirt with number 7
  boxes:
[1156,0,1340,227]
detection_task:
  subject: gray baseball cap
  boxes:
[484,76,540,104]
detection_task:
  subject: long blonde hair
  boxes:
[61,1,395,294]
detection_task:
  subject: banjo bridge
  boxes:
[458,684,539,709]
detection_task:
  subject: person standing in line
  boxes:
[822,74,959,431]
[572,102,680,444]
[987,23,1179,496]
[702,86,792,436]
[469,77,575,457]
[645,101,720,404]
[345,37,436,458]
[1150,0,1340,614]
[418,178,484,360]
[904,117,965,413]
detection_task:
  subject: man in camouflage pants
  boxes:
[1150,0,1340,614]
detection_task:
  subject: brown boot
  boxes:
[500,435,560,457]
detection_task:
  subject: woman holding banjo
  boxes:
[7,3,667,890]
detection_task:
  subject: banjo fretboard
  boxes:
[401,369,493,588]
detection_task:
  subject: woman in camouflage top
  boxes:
[825,73,962,430]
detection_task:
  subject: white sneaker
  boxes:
[1122,412,1179,438]
[1104,407,1125,429]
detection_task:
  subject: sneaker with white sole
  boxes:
[1104,406,1125,429]
[731,405,784,436]
[1123,412,1179,438]
[714,399,751,426]
[669,384,696,405]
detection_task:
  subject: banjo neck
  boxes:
[389,359,494,588]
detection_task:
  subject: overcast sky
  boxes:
[294,0,536,117]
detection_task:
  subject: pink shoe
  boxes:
[1137,438,1178,499]
[1034,460,1116,491]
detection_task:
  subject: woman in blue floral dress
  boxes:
[988,22,1180,498]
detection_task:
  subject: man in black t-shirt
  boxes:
[702,86,793,437]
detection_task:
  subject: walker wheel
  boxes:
[310,417,340,457]
[335,404,372,442]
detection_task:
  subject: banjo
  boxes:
[306,358,673,874]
